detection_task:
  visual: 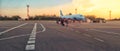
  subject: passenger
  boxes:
[73,17,77,23]
[64,18,69,27]
[60,18,65,26]
[68,18,71,23]
[56,19,60,24]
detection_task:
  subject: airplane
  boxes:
[56,10,86,26]
[60,10,85,22]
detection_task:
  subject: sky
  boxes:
[0,0,120,19]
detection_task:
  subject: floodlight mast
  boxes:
[27,5,30,18]
[109,10,111,20]
[75,8,77,14]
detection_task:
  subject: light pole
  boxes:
[75,8,77,14]
[27,5,30,18]
[109,10,111,20]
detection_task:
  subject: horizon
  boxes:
[0,0,120,19]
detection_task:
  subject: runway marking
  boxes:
[0,34,29,41]
[28,41,35,44]
[25,45,35,50]
[0,23,27,35]
[67,28,105,42]
[40,23,46,32]
[25,23,37,51]
[0,23,46,41]
[94,37,104,42]
[0,24,45,41]
[89,29,120,35]
[83,34,92,37]
[29,37,35,40]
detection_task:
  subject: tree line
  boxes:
[0,15,106,21]
[0,15,21,20]
[0,15,60,21]
[27,15,60,20]
[0,15,120,21]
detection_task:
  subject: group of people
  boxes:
[56,18,69,27]
[56,18,83,27]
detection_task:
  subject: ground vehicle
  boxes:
[92,18,106,23]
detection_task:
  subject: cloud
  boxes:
[72,0,94,8]
[71,0,95,12]
[91,0,120,9]
[33,0,95,16]
[1,0,120,19]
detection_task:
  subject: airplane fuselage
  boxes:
[61,14,85,21]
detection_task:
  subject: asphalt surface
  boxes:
[0,21,120,51]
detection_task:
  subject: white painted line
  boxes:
[83,34,92,37]
[90,29,120,35]
[0,23,27,35]
[25,45,35,50]
[28,40,35,44]
[40,24,46,32]
[29,37,35,40]
[106,31,120,35]
[0,34,29,41]
[94,37,104,42]
[25,23,37,51]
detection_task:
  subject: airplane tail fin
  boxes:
[60,10,63,16]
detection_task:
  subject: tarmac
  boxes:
[0,21,120,51]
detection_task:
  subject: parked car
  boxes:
[92,18,106,23]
